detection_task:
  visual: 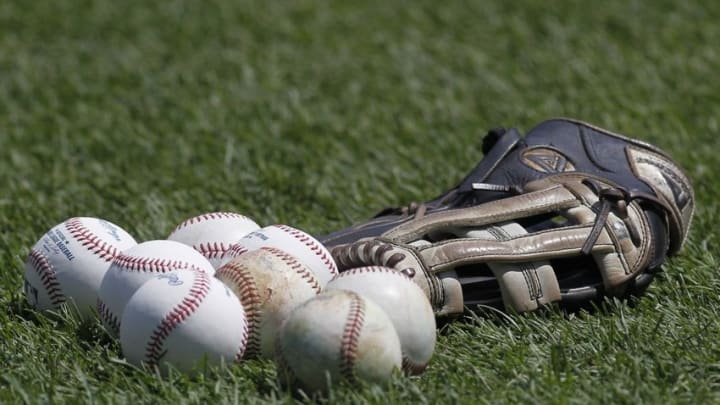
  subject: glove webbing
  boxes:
[404,177,652,312]
[437,222,562,312]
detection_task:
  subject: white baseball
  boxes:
[97,240,215,336]
[23,217,138,319]
[215,247,322,359]
[219,224,337,285]
[167,212,260,269]
[325,266,436,375]
[120,269,248,374]
[276,290,402,393]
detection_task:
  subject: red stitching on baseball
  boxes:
[275,225,338,276]
[113,254,206,273]
[337,265,412,280]
[339,293,365,382]
[235,320,249,362]
[65,218,119,262]
[144,272,212,366]
[194,242,230,259]
[97,298,120,335]
[336,266,427,375]
[219,244,249,263]
[171,212,252,234]
[260,247,322,294]
[216,262,263,358]
[27,249,65,306]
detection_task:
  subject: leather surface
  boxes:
[324,119,694,316]
[320,118,693,254]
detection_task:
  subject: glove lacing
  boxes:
[396,182,524,220]
[580,178,668,255]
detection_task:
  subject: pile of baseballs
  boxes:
[22,212,437,393]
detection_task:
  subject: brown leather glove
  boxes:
[330,165,693,318]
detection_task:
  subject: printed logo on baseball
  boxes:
[23,217,138,319]
[97,240,215,336]
[167,211,260,269]
[275,290,402,393]
[120,269,248,374]
[325,266,437,375]
[219,224,338,286]
[215,247,322,359]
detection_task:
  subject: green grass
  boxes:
[2,0,720,403]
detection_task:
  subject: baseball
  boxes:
[325,266,436,375]
[97,239,215,336]
[219,224,337,285]
[23,217,138,319]
[276,290,402,393]
[120,269,248,374]
[215,247,322,359]
[167,211,260,269]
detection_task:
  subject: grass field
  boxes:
[2,0,720,403]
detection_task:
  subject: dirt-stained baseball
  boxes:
[275,289,402,393]
[97,240,215,336]
[325,266,436,374]
[120,269,248,374]
[167,211,260,269]
[215,247,322,359]
[23,217,138,319]
[219,224,338,285]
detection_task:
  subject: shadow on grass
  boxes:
[4,292,118,350]
[4,293,45,323]
[244,359,289,399]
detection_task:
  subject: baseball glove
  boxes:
[321,118,694,317]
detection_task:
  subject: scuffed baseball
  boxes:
[97,240,215,336]
[276,290,402,393]
[325,266,436,375]
[215,247,322,359]
[120,269,248,374]
[167,212,260,269]
[219,224,338,285]
[23,217,138,319]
